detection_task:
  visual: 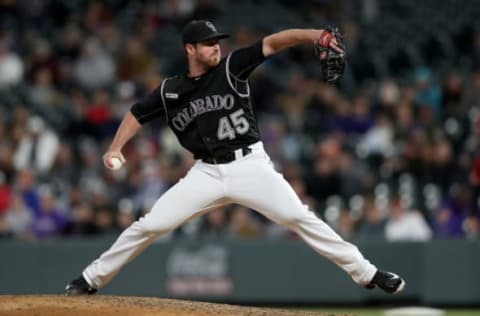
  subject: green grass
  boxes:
[301,308,480,316]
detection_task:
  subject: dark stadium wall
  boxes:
[1,239,479,305]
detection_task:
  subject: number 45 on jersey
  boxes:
[217,109,249,140]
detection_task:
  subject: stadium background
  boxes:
[1,0,480,314]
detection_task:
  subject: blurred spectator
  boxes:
[116,208,136,231]
[442,71,465,119]
[117,36,157,82]
[428,137,455,191]
[58,23,83,61]
[158,0,195,27]
[15,168,40,217]
[329,94,374,136]
[93,207,116,235]
[470,151,480,215]
[0,40,23,87]
[0,214,10,238]
[432,184,471,238]
[472,30,480,70]
[342,20,361,53]
[260,118,293,164]
[228,205,263,240]
[199,208,228,239]
[116,198,137,231]
[84,89,118,140]
[0,171,11,214]
[190,0,221,21]
[464,215,479,240]
[98,23,122,57]
[385,197,432,242]
[462,71,480,110]
[83,1,114,34]
[111,81,137,120]
[49,142,77,188]
[13,116,60,175]
[414,67,442,117]
[66,202,96,236]
[4,193,33,239]
[131,160,168,215]
[30,185,68,239]
[356,196,386,240]
[432,205,461,238]
[0,127,15,183]
[357,112,394,160]
[336,209,356,241]
[392,99,417,142]
[377,79,401,110]
[350,94,375,135]
[305,137,342,203]
[26,39,59,84]
[74,37,115,90]
[28,67,63,108]
[337,151,374,198]
[289,176,316,210]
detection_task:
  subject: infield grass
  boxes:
[303,308,480,316]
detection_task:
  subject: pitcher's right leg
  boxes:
[226,152,377,286]
[80,164,227,290]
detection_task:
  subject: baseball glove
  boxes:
[314,27,346,83]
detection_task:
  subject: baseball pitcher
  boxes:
[65,20,405,295]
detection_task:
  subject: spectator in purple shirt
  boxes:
[30,185,67,239]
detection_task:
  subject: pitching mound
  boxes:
[0,295,344,316]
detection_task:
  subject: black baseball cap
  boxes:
[182,20,230,44]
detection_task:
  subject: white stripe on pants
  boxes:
[83,142,376,288]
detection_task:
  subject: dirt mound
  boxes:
[0,295,344,316]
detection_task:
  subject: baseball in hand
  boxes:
[109,157,123,170]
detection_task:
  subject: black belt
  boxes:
[201,147,253,164]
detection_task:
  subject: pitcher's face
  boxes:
[188,39,221,68]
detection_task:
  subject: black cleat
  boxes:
[365,270,406,294]
[65,276,97,296]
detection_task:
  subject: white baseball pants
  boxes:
[83,142,376,289]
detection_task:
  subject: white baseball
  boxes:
[109,157,123,170]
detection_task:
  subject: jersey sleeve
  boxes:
[227,40,267,80]
[130,85,166,125]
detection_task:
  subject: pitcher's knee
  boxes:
[279,209,317,228]
[278,212,308,228]
[136,216,173,235]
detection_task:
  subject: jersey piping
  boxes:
[160,78,169,123]
[226,52,250,98]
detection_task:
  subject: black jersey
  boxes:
[130,41,267,160]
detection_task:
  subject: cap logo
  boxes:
[205,21,217,32]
